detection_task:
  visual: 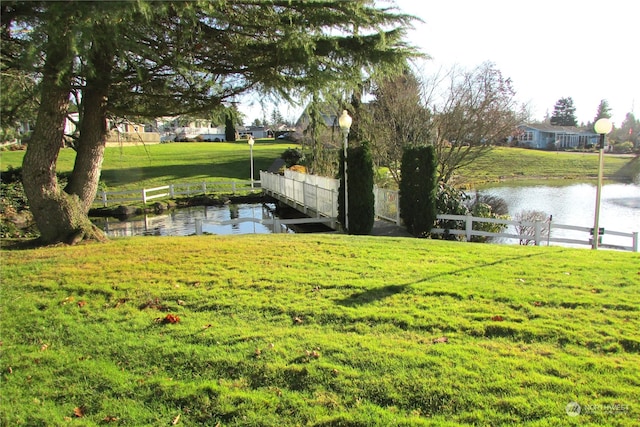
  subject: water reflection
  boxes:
[480,183,640,248]
[92,203,292,237]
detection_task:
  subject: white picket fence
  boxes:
[93,180,255,207]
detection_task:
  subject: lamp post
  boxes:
[592,118,613,249]
[338,110,353,233]
[248,135,255,189]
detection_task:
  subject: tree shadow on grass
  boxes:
[336,251,551,307]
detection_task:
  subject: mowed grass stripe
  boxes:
[1,235,638,425]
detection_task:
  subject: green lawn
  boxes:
[2,144,638,192]
[1,235,639,425]
[0,141,298,191]
[456,147,638,187]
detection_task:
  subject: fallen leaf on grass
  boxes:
[73,406,84,418]
[533,301,543,307]
[40,344,49,351]
[103,416,119,422]
[172,414,181,425]
[491,315,504,321]
[293,316,303,324]
[77,300,87,308]
[432,336,449,344]
[161,314,180,324]
[61,296,75,305]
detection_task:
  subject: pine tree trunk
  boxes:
[65,42,113,213]
[22,34,106,245]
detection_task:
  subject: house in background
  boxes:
[238,125,270,139]
[517,123,600,150]
[63,113,159,145]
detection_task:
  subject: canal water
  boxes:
[92,202,293,237]
[479,182,640,248]
[93,182,640,247]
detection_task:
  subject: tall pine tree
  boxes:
[550,97,578,126]
[2,0,420,244]
[593,99,612,123]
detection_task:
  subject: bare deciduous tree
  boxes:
[362,62,528,186]
[361,69,431,185]
[428,62,528,183]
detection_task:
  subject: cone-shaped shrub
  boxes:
[338,142,375,235]
[399,145,438,237]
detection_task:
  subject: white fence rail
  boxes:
[431,213,638,252]
[93,180,255,207]
[260,171,338,218]
[375,187,401,224]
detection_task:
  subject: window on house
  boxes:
[518,131,533,141]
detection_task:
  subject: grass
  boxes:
[456,147,638,186]
[2,144,637,192]
[1,235,639,425]
[0,141,298,191]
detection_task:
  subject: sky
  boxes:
[239,0,639,127]
[393,0,639,126]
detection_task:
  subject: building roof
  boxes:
[520,123,596,135]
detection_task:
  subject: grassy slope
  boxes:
[2,145,638,191]
[456,148,638,186]
[1,235,639,426]
[0,141,297,191]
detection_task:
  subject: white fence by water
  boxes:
[92,171,638,251]
[93,180,255,207]
[259,171,639,252]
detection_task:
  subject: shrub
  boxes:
[434,182,469,240]
[399,145,437,237]
[469,202,509,243]
[465,193,510,242]
[338,142,375,235]
[613,141,634,154]
[281,148,304,168]
[0,167,38,238]
[433,187,510,242]
[470,193,509,216]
